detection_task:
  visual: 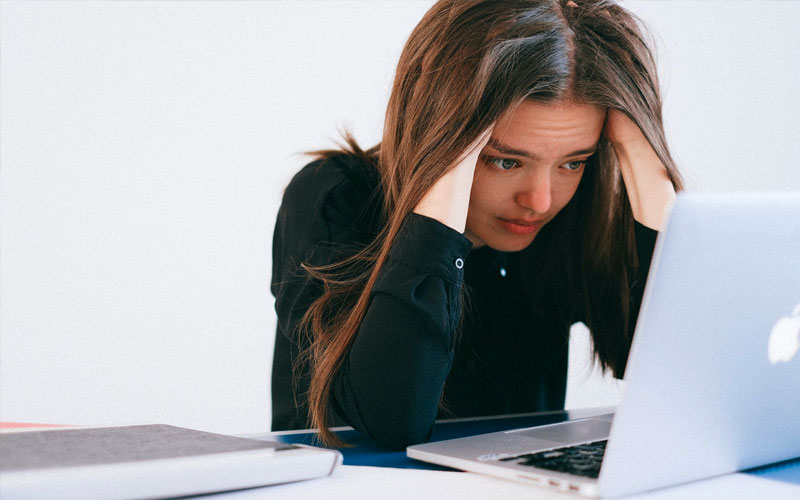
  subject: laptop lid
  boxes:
[599,192,800,497]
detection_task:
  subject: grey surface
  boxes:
[0,424,286,471]
[509,418,612,445]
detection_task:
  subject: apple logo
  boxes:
[768,303,800,364]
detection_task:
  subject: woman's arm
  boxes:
[330,213,470,449]
[604,110,676,231]
[413,128,493,233]
[272,156,471,449]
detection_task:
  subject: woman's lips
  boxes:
[498,218,544,235]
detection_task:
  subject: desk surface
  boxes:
[213,464,800,500]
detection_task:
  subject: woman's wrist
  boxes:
[612,140,676,231]
[413,128,493,234]
[604,110,675,231]
[413,164,474,233]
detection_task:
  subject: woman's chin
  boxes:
[482,233,538,253]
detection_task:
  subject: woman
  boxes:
[271,0,683,449]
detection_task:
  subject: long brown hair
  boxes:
[297,0,683,447]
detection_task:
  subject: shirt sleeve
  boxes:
[271,157,471,449]
[633,220,659,281]
[630,220,658,312]
[619,220,659,374]
[330,213,471,449]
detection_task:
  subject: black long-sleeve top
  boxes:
[271,153,658,450]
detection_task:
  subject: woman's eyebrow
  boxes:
[486,137,597,159]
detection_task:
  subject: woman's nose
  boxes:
[514,170,552,214]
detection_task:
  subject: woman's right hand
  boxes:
[412,127,493,234]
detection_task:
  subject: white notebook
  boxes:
[0,424,341,500]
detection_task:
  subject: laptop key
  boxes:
[498,440,607,479]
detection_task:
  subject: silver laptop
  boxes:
[408,192,800,497]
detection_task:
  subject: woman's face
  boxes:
[465,100,605,252]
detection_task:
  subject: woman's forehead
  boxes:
[490,100,605,157]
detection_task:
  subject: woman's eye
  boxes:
[488,157,519,170]
[561,160,586,172]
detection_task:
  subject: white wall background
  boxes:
[1,1,798,435]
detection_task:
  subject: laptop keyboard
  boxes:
[498,440,607,478]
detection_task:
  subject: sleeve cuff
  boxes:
[387,213,473,284]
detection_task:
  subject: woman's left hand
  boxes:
[604,109,676,231]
